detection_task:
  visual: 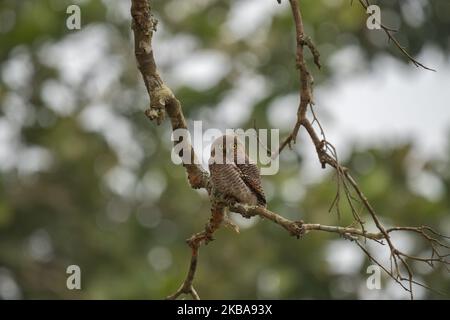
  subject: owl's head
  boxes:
[210,134,246,164]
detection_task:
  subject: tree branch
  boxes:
[357,0,435,71]
[231,202,449,299]
[275,0,448,299]
[131,0,211,299]
[131,0,209,190]
[166,202,226,300]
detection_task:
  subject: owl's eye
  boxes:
[232,143,237,150]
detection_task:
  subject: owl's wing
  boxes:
[209,162,257,205]
[236,161,266,207]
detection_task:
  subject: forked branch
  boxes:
[278,0,447,299]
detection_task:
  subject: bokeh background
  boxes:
[0,0,449,299]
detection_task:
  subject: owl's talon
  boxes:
[292,220,305,238]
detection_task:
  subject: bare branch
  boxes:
[270,0,448,298]
[358,0,435,71]
[231,202,449,298]
[274,0,315,157]
[131,0,209,190]
[131,0,214,300]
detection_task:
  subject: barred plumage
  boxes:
[208,135,266,207]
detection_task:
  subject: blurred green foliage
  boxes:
[0,0,449,299]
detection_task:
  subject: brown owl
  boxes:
[208,134,266,207]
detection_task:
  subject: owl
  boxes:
[208,134,266,207]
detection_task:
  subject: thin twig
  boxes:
[358,0,435,71]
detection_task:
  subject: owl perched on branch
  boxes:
[209,135,266,207]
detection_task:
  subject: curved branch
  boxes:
[131,0,209,190]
